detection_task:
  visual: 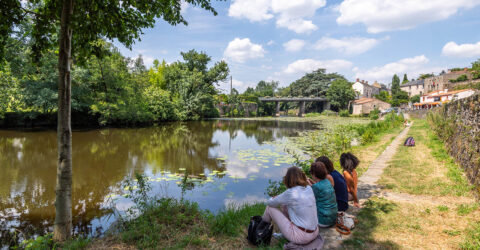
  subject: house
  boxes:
[400,79,425,97]
[423,68,473,93]
[352,98,391,115]
[413,89,476,109]
[353,79,381,99]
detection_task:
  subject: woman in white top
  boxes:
[262,167,319,244]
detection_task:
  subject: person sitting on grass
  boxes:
[316,156,349,212]
[340,152,360,208]
[309,162,338,227]
[262,166,319,245]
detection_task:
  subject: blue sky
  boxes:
[115,0,480,93]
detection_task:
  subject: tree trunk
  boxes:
[54,0,73,242]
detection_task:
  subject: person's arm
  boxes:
[343,171,360,207]
[267,189,290,207]
[327,174,334,187]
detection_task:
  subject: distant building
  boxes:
[424,68,473,93]
[400,79,425,97]
[353,79,381,99]
[352,98,391,115]
[413,89,476,109]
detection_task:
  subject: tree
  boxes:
[391,74,400,94]
[326,79,355,111]
[410,94,420,103]
[471,59,480,79]
[419,73,434,80]
[375,91,391,103]
[0,0,219,241]
[402,74,409,84]
[289,69,346,97]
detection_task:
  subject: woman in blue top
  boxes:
[316,156,349,212]
[309,162,338,227]
[315,156,348,212]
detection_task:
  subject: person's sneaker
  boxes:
[273,233,284,239]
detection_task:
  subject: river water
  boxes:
[0,119,318,246]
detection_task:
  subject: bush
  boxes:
[321,110,337,116]
[305,112,322,117]
[339,110,350,117]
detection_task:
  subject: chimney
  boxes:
[464,67,468,71]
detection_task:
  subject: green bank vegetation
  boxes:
[346,119,479,249]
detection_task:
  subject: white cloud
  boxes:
[228,0,326,33]
[314,36,379,55]
[442,41,480,58]
[337,0,480,33]
[354,55,442,83]
[283,39,306,52]
[228,0,273,22]
[267,40,275,46]
[224,38,265,63]
[283,59,353,74]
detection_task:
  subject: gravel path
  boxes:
[320,124,412,249]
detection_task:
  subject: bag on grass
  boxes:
[335,212,358,235]
[404,137,415,147]
[247,215,273,246]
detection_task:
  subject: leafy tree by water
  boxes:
[326,79,356,111]
[410,94,420,103]
[289,69,346,97]
[0,0,220,241]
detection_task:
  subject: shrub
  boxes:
[339,110,350,117]
[321,110,337,116]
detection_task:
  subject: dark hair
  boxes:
[340,152,360,173]
[283,167,308,189]
[310,162,327,180]
[315,156,334,173]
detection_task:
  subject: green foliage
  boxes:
[419,73,434,80]
[402,73,409,84]
[321,110,338,116]
[375,91,392,104]
[426,108,455,141]
[461,221,480,249]
[210,203,266,236]
[339,109,350,117]
[449,74,468,83]
[369,108,380,120]
[410,94,421,103]
[326,79,356,111]
[471,59,480,80]
[18,234,55,250]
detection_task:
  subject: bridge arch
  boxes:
[258,97,330,117]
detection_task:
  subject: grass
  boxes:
[379,119,473,197]
[350,125,404,177]
[351,118,480,249]
[344,196,480,249]
[68,198,286,249]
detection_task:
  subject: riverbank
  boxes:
[49,114,407,249]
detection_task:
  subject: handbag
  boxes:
[247,215,274,246]
[335,212,358,235]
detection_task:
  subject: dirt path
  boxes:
[320,124,412,249]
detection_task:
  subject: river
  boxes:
[0,119,319,246]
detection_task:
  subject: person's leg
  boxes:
[337,200,349,212]
[262,206,295,241]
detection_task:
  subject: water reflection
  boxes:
[0,119,317,246]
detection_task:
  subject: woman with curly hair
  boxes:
[340,152,360,208]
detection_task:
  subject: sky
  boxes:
[115,0,480,93]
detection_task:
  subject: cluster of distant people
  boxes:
[261,153,360,246]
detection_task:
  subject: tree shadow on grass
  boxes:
[342,197,401,250]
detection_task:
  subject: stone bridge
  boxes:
[258,97,330,117]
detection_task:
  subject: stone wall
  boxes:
[441,92,480,195]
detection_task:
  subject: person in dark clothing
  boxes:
[315,156,349,211]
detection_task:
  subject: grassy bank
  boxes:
[345,119,480,249]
